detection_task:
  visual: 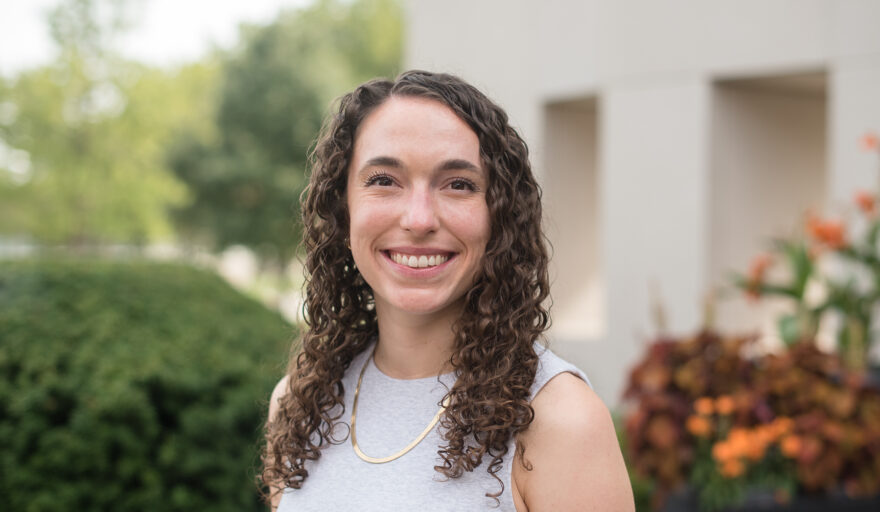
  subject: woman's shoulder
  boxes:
[514,346,635,510]
[269,374,291,423]
[530,343,592,397]
[525,351,605,454]
[529,372,606,440]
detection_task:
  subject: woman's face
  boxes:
[346,96,490,319]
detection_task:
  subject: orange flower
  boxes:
[686,415,712,437]
[821,221,846,248]
[855,190,876,216]
[715,395,735,415]
[806,213,847,249]
[728,427,750,449]
[861,131,879,152]
[712,440,735,462]
[694,397,714,416]
[754,425,776,446]
[720,458,745,478]
[745,438,766,461]
[781,434,802,458]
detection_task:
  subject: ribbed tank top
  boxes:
[277,342,590,511]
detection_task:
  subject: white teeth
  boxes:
[389,252,450,269]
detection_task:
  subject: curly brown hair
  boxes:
[262,70,551,501]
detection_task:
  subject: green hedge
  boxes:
[0,258,293,511]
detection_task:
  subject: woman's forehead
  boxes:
[349,97,482,174]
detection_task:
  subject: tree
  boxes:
[0,0,215,248]
[167,0,403,268]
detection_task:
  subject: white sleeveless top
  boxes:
[277,342,590,511]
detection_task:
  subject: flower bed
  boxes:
[623,332,880,511]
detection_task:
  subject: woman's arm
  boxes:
[514,373,634,512]
[267,375,290,512]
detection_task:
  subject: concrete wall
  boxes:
[710,76,827,337]
[543,98,603,341]
[404,0,880,404]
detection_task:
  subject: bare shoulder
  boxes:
[531,372,601,427]
[515,372,634,512]
[268,374,291,422]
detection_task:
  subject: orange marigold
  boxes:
[751,425,772,447]
[781,434,802,458]
[715,395,735,415]
[686,415,712,437]
[694,397,714,416]
[712,440,735,462]
[720,458,745,478]
[745,438,767,461]
[728,427,750,447]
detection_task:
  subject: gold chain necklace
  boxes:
[350,347,451,464]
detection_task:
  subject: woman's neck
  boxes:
[372,302,459,380]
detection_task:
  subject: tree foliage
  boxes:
[0,0,215,246]
[167,0,403,266]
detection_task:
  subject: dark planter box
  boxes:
[664,487,880,512]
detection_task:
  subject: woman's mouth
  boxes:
[385,250,455,269]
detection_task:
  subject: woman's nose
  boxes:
[400,187,438,234]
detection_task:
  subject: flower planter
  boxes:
[663,487,880,512]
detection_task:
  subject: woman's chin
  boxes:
[379,293,465,318]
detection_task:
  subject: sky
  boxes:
[0,0,312,77]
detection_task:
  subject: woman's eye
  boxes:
[449,179,477,192]
[365,173,394,187]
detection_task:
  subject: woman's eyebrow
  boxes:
[359,156,481,174]
[436,159,482,174]
[362,156,403,170]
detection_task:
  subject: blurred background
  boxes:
[2,0,880,510]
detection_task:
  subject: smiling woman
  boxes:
[261,70,634,511]
[347,96,490,319]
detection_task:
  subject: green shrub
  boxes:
[0,258,294,511]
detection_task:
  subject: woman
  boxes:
[263,70,633,511]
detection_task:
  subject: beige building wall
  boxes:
[710,76,827,338]
[543,99,602,341]
[404,0,880,404]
